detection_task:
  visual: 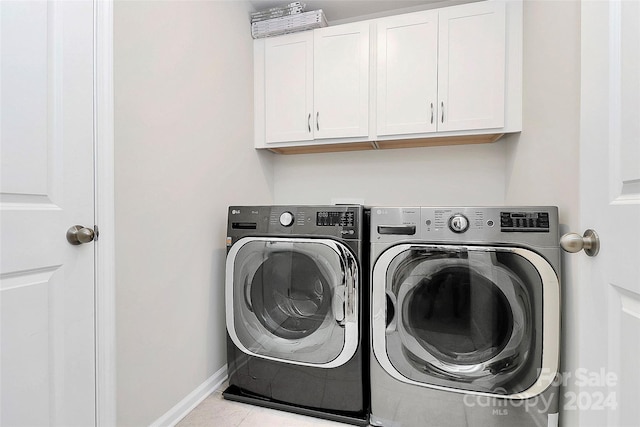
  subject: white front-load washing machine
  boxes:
[369,207,561,427]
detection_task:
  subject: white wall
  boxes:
[273,141,509,206]
[505,0,580,219]
[113,2,273,425]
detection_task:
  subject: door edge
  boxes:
[94,0,116,425]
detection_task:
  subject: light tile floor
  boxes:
[177,382,365,427]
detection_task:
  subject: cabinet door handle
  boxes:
[308,113,311,133]
[430,102,434,124]
[441,101,445,123]
[316,112,320,131]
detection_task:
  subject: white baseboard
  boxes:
[150,365,228,427]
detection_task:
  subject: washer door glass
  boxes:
[227,238,358,367]
[251,250,331,339]
[383,246,543,395]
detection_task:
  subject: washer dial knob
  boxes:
[279,211,295,227]
[449,213,469,233]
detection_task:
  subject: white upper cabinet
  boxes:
[377,1,507,137]
[264,32,314,143]
[258,22,369,145]
[255,1,521,153]
[438,1,506,132]
[377,11,439,136]
[313,22,370,139]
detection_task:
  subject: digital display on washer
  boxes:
[501,211,550,232]
[317,211,355,227]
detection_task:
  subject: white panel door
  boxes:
[264,31,314,143]
[0,1,96,426]
[438,1,505,132]
[377,10,438,136]
[579,1,640,426]
[314,22,369,139]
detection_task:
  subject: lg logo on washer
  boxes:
[231,209,259,215]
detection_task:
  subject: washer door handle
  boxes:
[332,284,346,325]
[385,291,397,332]
[335,245,357,327]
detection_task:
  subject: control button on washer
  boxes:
[448,214,470,233]
[279,211,295,227]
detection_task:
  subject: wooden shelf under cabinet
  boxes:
[376,133,504,150]
[265,133,505,154]
[267,141,376,155]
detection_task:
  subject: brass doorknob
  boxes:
[67,225,95,245]
[560,229,600,257]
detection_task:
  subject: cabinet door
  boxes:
[314,22,370,139]
[438,1,506,131]
[377,11,438,136]
[264,32,314,143]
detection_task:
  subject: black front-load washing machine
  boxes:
[223,205,369,425]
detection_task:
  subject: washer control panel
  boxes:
[371,206,558,247]
[228,205,363,241]
[500,211,550,232]
[316,210,355,227]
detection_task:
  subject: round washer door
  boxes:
[372,244,560,398]
[226,237,359,368]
